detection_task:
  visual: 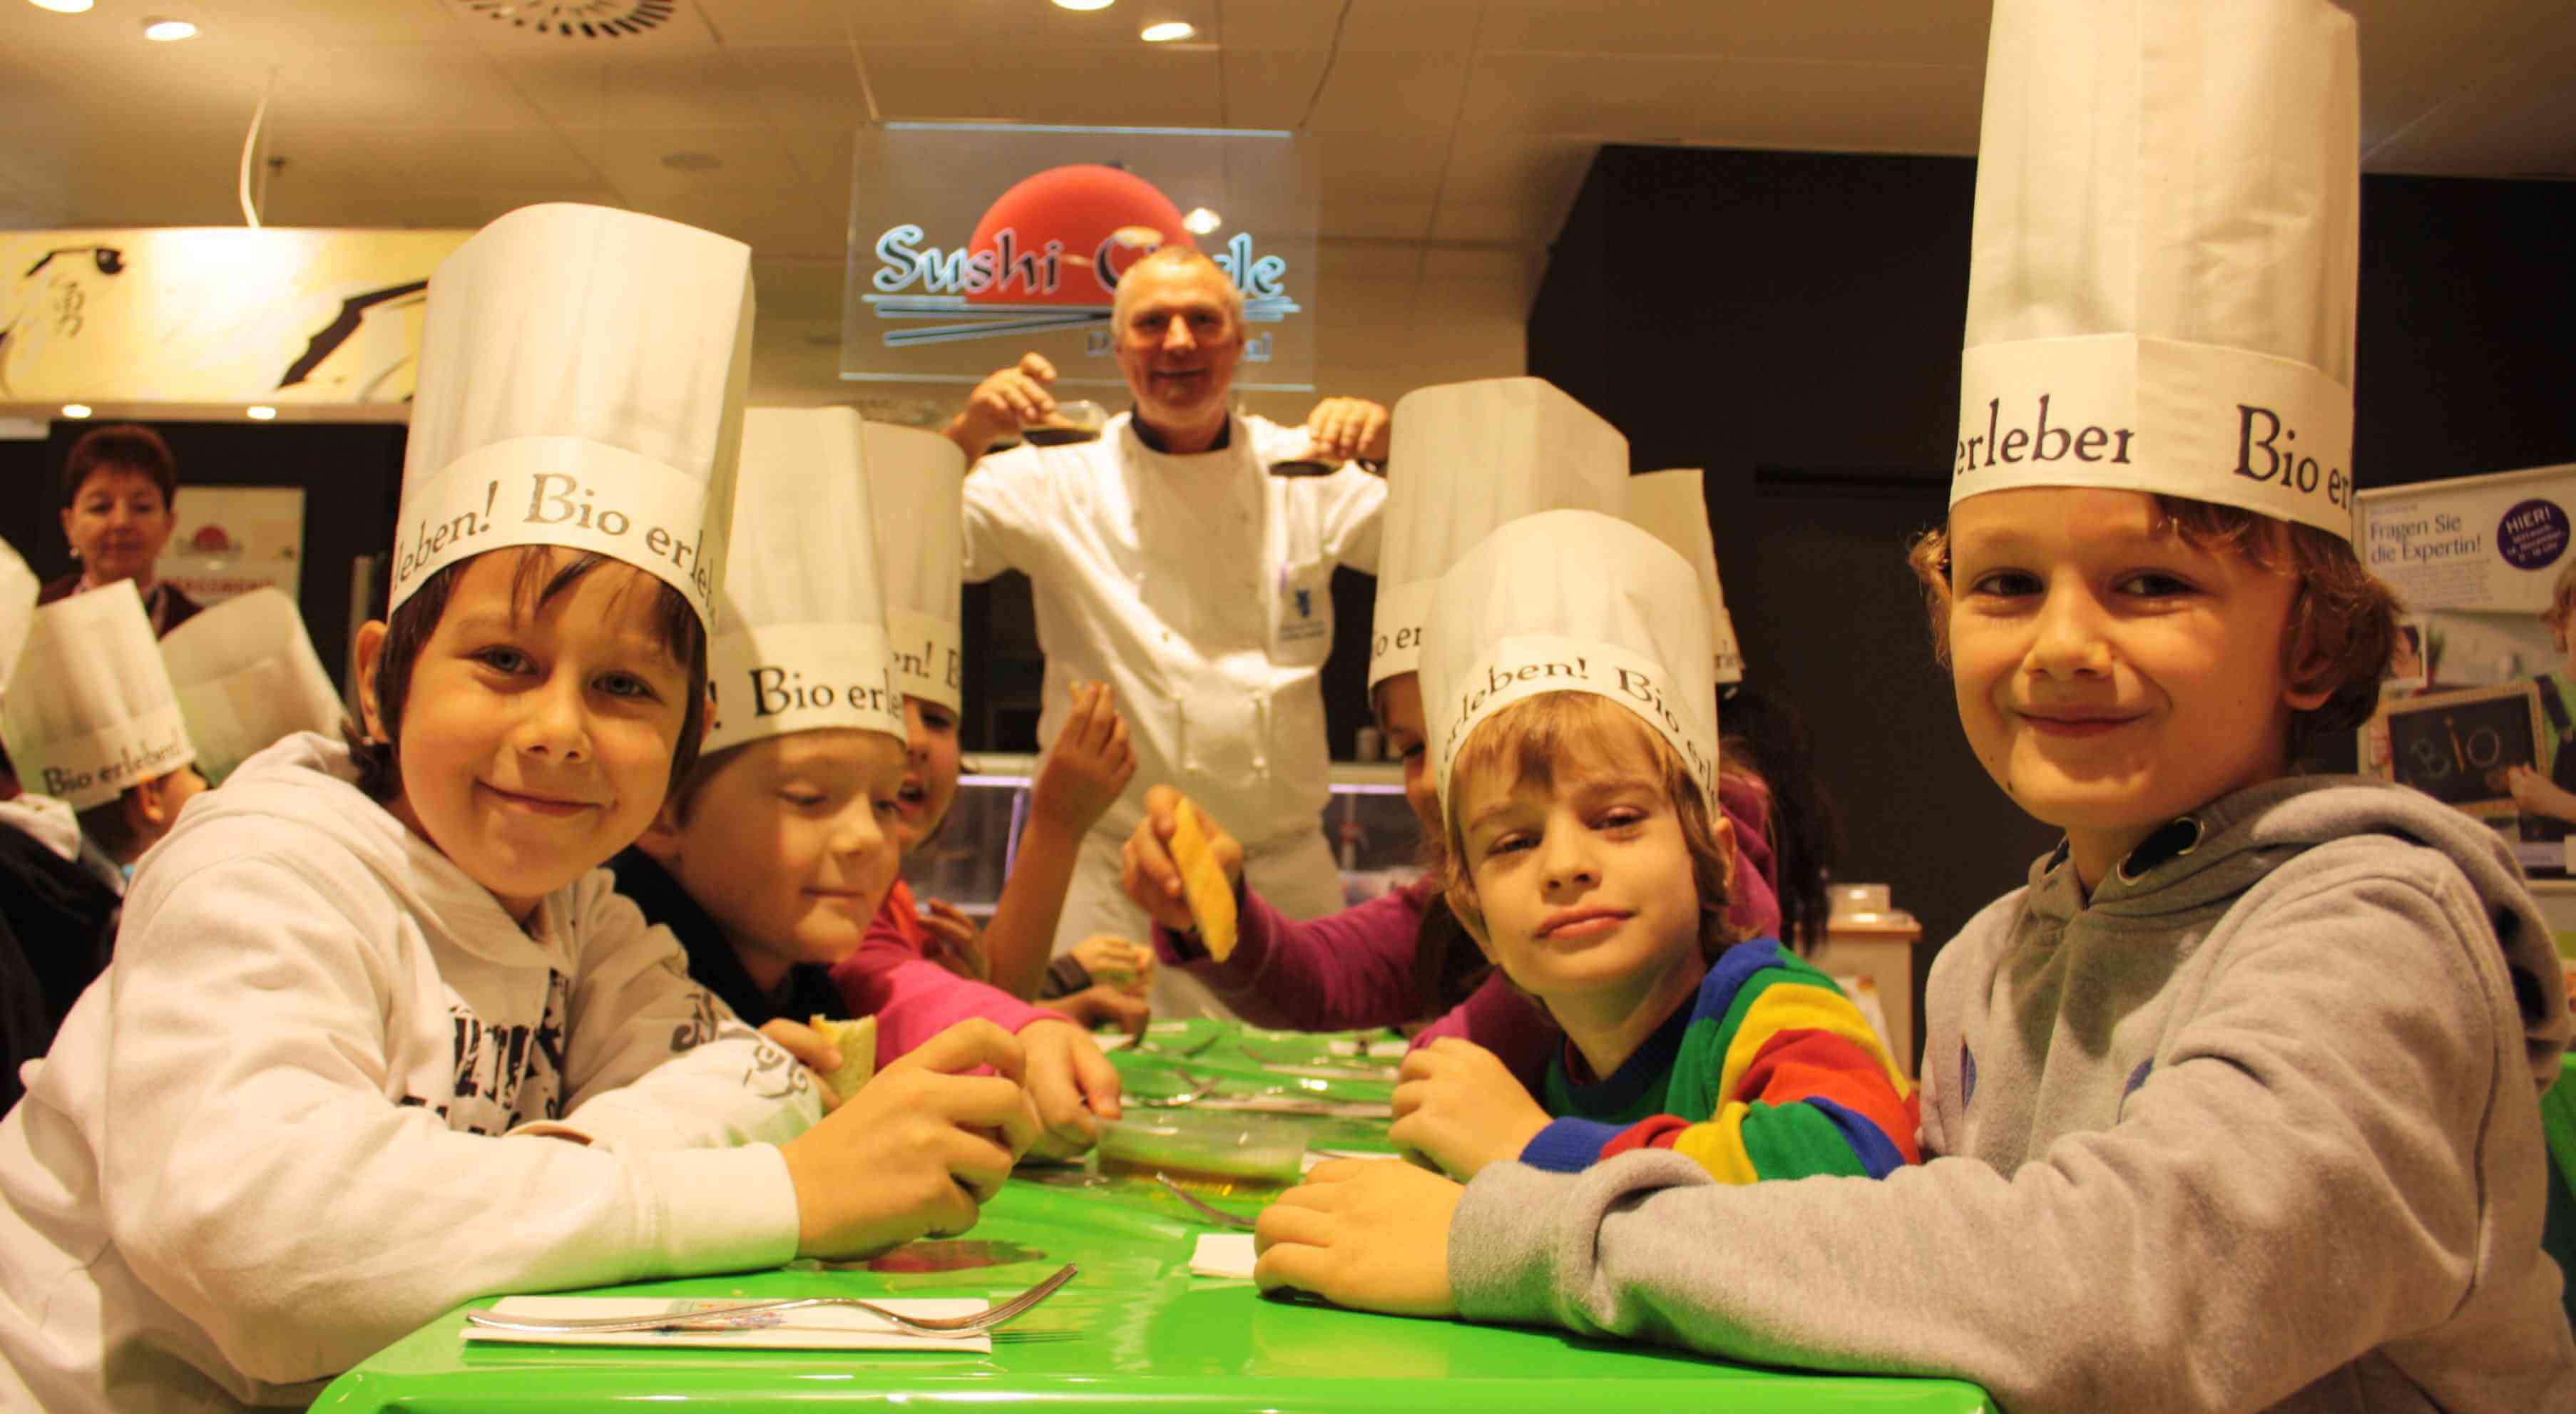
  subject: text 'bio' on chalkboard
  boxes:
[2381,682,2545,814]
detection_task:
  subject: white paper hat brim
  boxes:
[1368,580,1433,688]
[707,623,906,757]
[1435,634,1718,822]
[886,609,963,714]
[391,436,723,620]
[16,703,195,811]
[0,543,36,698]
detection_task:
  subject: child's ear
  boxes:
[634,800,687,866]
[353,620,392,744]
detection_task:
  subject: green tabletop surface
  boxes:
[311,1029,1994,1413]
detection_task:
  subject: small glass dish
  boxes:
[1095,1110,1307,1186]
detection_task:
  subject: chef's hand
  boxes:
[1029,680,1136,837]
[1389,1038,1553,1182]
[1304,396,1391,465]
[1120,785,1244,933]
[949,352,1059,458]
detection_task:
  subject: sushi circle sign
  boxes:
[841,125,1317,392]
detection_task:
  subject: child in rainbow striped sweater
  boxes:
[1386,686,1916,1187]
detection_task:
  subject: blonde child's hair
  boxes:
[1907,493,2401,758]
[1439,690,1740,964]
[2542,558,2576,651]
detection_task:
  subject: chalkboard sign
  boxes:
[2382,683,2545,816]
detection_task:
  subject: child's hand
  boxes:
[1017,1019,1123,1162]
[758,1018,849,1111]
[777,1019,1039,1259]
[1047,984,1152,1038]
[1253,1158,1461,1316]
[1120,786,1244,933]
[918,898,990,980]
[1389,1038,1553,1182]
[1071,933,1154,995]
[1029,681,1137,836]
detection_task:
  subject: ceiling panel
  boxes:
[854,45,1224,126]
[1476,0,1988,66]
[1436,130,1595,208]
[727,46,870,130]
[1459,52,1984,154]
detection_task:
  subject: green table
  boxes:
[311,1032,1995,1413]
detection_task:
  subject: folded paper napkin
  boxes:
[462,1296,993,1353]
[1189,1233,1257,1280]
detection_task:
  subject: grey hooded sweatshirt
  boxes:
[1451,777,2576,1412]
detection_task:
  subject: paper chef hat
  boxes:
[392,203,755,625]
[1369,377,1628,691]
[3,582,195,809]
[1424,510,1717,828]
[705,409,905,756]
[1625,470,1744,686]
[1951,0,2359,538]
[0,539,36,699]
[159,588,346,784]
[861,422,968,714]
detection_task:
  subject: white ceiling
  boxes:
[2,0,2570,421]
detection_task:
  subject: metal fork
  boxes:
[1125,1062,1217,1108]
[462,1261,1078,1338]
[1152,1172,1259,1230]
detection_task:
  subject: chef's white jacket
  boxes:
[961,411,1385,852]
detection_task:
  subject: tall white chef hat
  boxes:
[391,203,755,624]
[1424,510,1717,829]
[159,588,346,784]
[0,539,36,700]
[1626,470,1744,687]
[861,422,968,714]
[704,408,905,757]
[1950,0,2359,538]
[3,582,195,809]
[1369,377,1628,692]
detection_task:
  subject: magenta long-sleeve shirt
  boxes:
[829,878,1073,1068]
[1155,778,1783,1088]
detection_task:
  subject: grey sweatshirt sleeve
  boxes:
[1449,857,2535,1411]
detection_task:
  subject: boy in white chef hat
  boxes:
[618,407,1122,1159]
[1249,3,2576,1407]
[0,205,1041,1414]
[2,579,205,876]
[1278,508,1910,1190]
[848,419,1145,1030]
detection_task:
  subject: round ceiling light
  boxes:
[245,405,278,421]
[60,404,93,419]
[1182,207,1222,235]
[141,16,198,40]
[1053,0,1115,11]
[29,1,97,15]
[1141,20,1195,41]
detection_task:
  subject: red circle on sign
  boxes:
[966,165,1192,307]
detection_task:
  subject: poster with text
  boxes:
[160,486,305,607]
[2358,463,2576,879]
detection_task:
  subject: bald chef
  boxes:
[944,244,1390,1021]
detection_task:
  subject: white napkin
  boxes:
[1189,1233,1257,1280]
[462,1296,992,1353]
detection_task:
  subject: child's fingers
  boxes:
[760,1018,844,1078]
[1143,784,1185,841]
[936,1127,1021,1207]
[1252,1199,1336,1254]
[1070,1033,1123,1118]
[810,1076,842,1112]
[899,1018,1028,1084]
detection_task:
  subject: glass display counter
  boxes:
[901,758,1426,918]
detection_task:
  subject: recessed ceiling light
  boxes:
[1052,0,1114,10]
[1140,20,1194,41]
[1182,206,1222,235]
[60,404,93,419]
[29,0,97,15]
[142,16,198,40]
[245,405,278,421]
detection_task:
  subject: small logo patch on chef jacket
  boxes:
[1294,588,1313,618]
[2117,1057,2154,1118]
[1960,1041,1978,1109]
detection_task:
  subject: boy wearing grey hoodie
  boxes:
[1249,2,2576,1408]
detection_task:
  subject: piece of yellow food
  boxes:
[807,1014,879,1101]
[1167,803,1238,962]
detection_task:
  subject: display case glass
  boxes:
[900,757,1428,916]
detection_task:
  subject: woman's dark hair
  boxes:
[1718,683,1839,953]
[347,547,707,802]
[61,424,178,508]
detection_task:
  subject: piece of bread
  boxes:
[1167,803,1238,961]
[807,1014,879,1101]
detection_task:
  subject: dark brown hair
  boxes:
[348,547,708,802]
[1439,691,1742,965]
[61,424,178,508]
[1907,494,2401,758]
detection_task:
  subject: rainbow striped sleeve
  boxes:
[1597,941,1918,1182]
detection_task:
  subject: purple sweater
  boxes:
[1155,778,1783,1087]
